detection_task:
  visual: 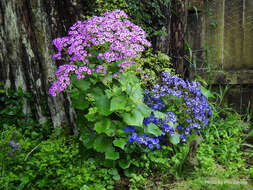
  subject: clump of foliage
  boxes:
[83,0,169,39]
[135,49,175,89]
[49,10,155,168]
[48,9,213,176]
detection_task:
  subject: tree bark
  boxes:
[0,0,87,131]
[157,0,188,77]
[169,0,188,77]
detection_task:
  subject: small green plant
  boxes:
[135,49,175,88]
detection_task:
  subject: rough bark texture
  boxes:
[0,0,87,131]
[169,0,188,77]
[156,0,188,77]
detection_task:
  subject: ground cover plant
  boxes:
[0,9,252,190]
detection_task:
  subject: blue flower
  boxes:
[186,118,192,123]
[125,72,212,148]
[148,144,154,149]
[125,126,135,133]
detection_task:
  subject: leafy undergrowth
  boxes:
[0,88,252,190]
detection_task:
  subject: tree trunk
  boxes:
[0,0,87,131]
[157,0,188,77]
[169,0,188,77]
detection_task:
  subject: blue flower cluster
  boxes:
[125,72,212,149]
[125,126,160,149]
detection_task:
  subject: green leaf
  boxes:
[136,103,151,117]
[80,128,96,149]
[110,96,127,111]
[108,168,120,180]
[69,89,89,110]
[169,133,180,145]
[105,149,120,160]
[93,135,113,153]
[95,119,116,136]
[247,129,253,137]
[113,138,127,150]
[129,87,143,103]
[146,123,162,136]
[154,111,167,119]
[85,112,97,122]
[199,86,215,99]
[80,185,90,190]
[121,109,144,127]
[113,174,121,181]
[116,129,128,137]
[71,98,89,110]
[108,168,119,176]
[119,159,131,169]
[72,78,90,92]
[168,121,176,129]
[92,88,111,116]
[94,119,111,134]
[103,160,116,168]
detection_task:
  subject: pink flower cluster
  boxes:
[49,9,151,96]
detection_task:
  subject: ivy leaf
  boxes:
[169,133,180,145]
[108,168,120,180]
[146,123,162,136]
[113,138,127,150]
[110,96,127,111]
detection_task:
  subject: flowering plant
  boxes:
[48,10,154,166]
[49,9,150,97]
[48,9,212,169]
[125,72,212,149]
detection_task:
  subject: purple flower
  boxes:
[49,10,151,96]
